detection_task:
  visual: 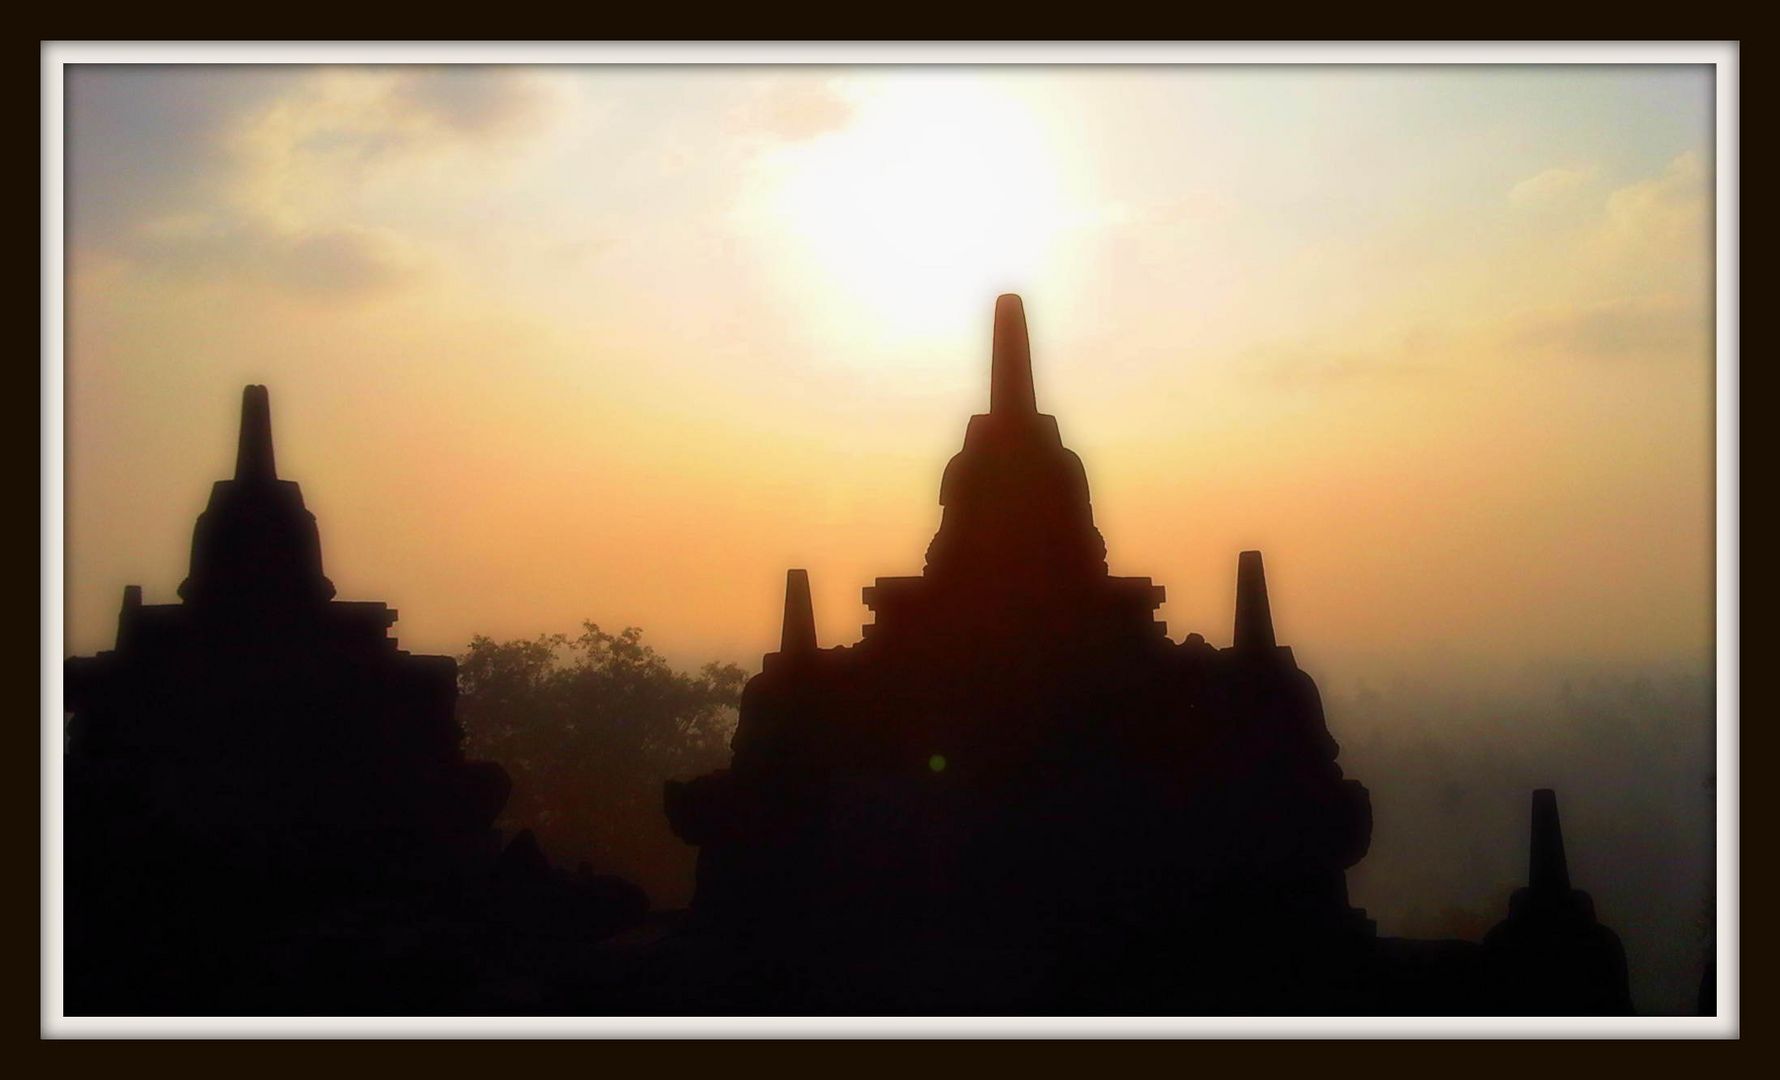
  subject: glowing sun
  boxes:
[750,75,1079,344]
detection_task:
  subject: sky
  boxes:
[62,64,1716,686]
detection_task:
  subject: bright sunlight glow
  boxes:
[747,76,1080,346]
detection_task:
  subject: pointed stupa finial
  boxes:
[780,568,817,654]
[116,584,142,645]
[235,385,276,482]
[990,294,1037,417]
[1529,788,1572,894]
[1234,549,1276,652]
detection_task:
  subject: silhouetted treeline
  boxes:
[457,623,746,906]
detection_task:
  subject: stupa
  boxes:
[665,296,1377,1010]
[62,386,641,1014]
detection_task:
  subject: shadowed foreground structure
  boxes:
[661,296,1633,1015]
[63,302,1637,1016]
[63,387,645,1015]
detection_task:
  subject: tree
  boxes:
[457,623,746,908]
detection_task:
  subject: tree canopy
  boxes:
[457,623,746,908]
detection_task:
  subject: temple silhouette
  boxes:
[660,295,1632,1014]
[63,387,644,1015]
[62,301,1637,1017]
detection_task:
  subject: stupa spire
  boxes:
[989,293,1037,417]
[1529,788,1572,894]
[235,384,277,481]
[179,383,334,607]
[781,569,817,654]
[1234,550,1276,652]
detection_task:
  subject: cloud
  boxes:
[1240,337,1446,390]
[735,78,855,141]
[122,214,424,299]
[1231,313,1459,391]
[1553,151,1714,312]
[222,70,557,223]
[69,67,559,302]
[1252,292,1709,386]
[1505,294,1707,364]
[1508,165,1596,206]
[387,67,551,137]
[1492,153,1712,365]
[66,67,304,244]
[1598,151,1710,259]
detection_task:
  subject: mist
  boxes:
[462,629,1715,1015]
[1331,657,1715,1015]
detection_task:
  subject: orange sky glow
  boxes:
[64,65,1716,690]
